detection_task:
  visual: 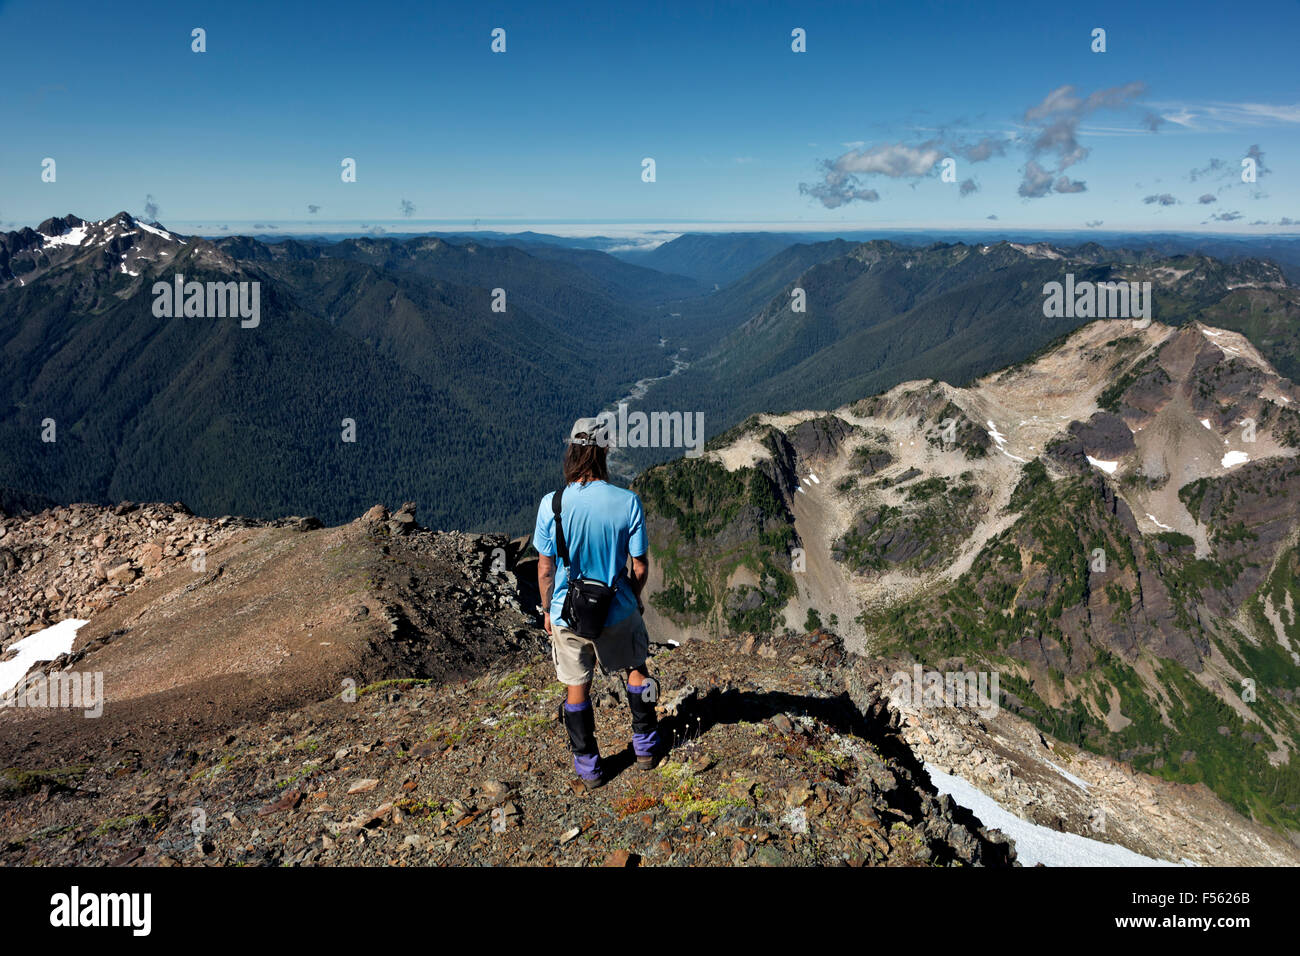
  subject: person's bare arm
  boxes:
[538,554,556,635]
[629,554,649,612]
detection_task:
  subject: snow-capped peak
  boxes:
[41,223,90,248]
[34,212,185,250]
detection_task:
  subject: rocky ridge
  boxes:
[0,618,1016,867]
[0,500,257,656]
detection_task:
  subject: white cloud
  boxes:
[836,142,944,178]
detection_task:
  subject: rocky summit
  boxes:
[4,494,1296,866]
[0,499,1012,866]
[0,621,1016,868]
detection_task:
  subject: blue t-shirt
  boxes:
[533,480,648,630]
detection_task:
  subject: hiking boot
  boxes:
[577,772,607,792]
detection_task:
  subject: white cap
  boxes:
[567,415,614,447]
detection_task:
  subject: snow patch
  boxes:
[1009,242,1063,260]
[926,764,1178,867]
[1200,419,1212,430]
[1086,456,1118,474]
[1045,760,1092,792]
[1222,450,1249,468]
[1146,514,1173,531]
[986,421,1029,463]
[0,620,89,697]
[42,225,89,248]
[136,221,182,243]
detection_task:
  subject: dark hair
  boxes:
[563,436,608,484]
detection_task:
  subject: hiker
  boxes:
[534,416,660,790]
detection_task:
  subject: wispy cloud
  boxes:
[1188,144,1270,185]
[1150,100,1300,130]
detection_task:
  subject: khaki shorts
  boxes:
[550,611,650,686]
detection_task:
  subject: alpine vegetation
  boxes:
[152,274,260,328]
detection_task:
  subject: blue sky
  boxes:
[2,0,1297,235]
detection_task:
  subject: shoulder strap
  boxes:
[552,485,570,567]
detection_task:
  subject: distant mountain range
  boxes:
[0,213,688,531]
[4,213,1300,538]
[620,236,1300,474]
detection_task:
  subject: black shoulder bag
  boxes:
[553,485,617,639]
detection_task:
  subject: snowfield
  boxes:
[0,619,88,698]
[925,764,1181,867]
[42,225,90,247]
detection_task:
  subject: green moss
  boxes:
[92,816,140,835]
[0,766,89,798]
[358,678,434,697]
[492,713,550,739]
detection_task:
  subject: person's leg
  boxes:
[607,615,659,767]
[553,627,603,784]
[563,695,602,783]
[624,664,660,766]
